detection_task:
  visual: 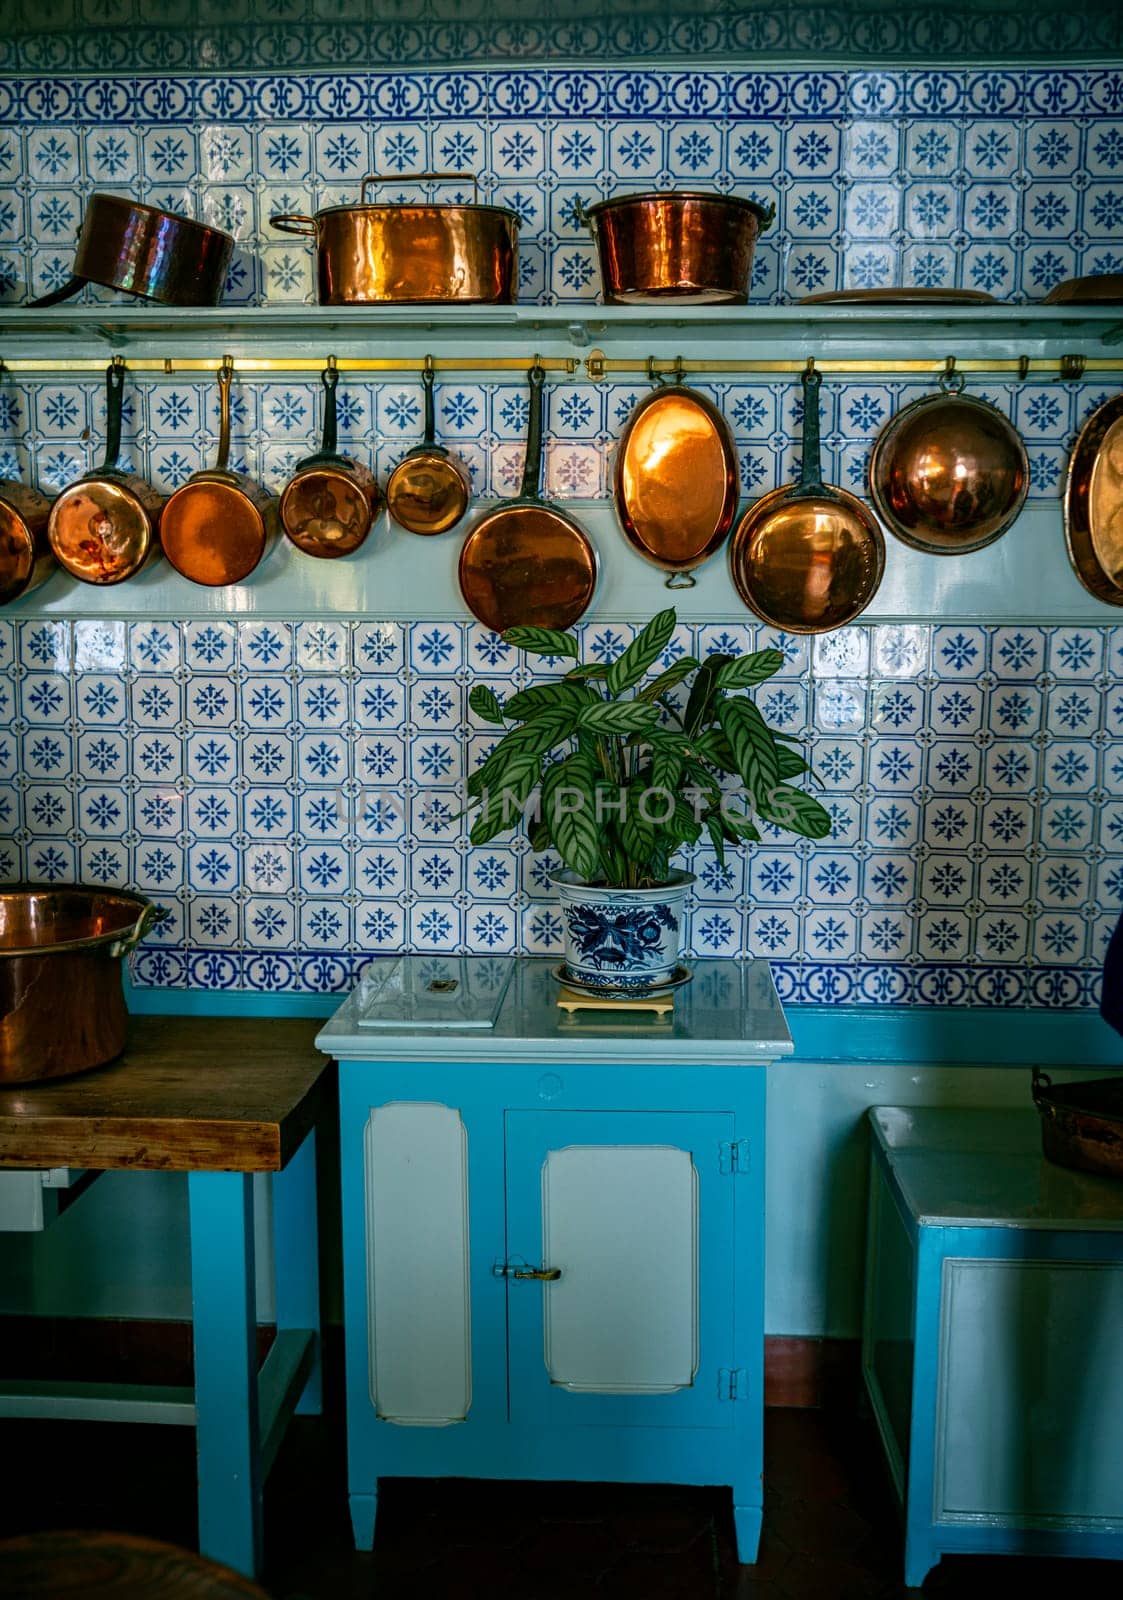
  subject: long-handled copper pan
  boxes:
[458,361,597,633]
[279,359,380,558]
[613,358,738,587]
[48,358,163,585]
[729,363,884,634]
[1064,391,1123,606]
[385,358,471,535]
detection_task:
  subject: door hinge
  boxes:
[718,1368,749,1402]
[719,1138,751,1174]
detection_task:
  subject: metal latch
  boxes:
[493,1258,562,1281]
[719,1139,751,1174]
[718,1368,749,1402]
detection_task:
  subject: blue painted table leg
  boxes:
[189,1170,263,1580]
[273,1126,322,1415]
[733,1503,762,1564]
[350,1490,377,1551]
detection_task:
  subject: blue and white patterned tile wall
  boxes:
[2,67,1123,304]
[1,615,1121,1009]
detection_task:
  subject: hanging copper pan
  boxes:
[47,358,163,585]
[613,360,738,588]
[279,360,379,558]
[0,479,55,605]
[458,361,597,633]
[385,358,472,535]
[1064,391,1123,606]
[160,358,278,587]
[868,369,1028,555]
[729,364,885,634]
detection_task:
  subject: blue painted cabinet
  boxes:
[317,956,793,1565]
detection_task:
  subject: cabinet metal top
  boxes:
[316,956,792,1065]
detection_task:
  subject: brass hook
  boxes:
[327,353,337,372]
[1060,353,1086,382]
[111,353,126,371]
[220,352,235,379]
[647,354,664,385]
[532,352,544,376]
[424,353,434,374]
[804,355,816,376]
[1017,354,1029,382]
[939,353,965,395]
[163,357,174,375]
[672,353,686,384]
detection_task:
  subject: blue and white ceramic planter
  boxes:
[551,870,694,992]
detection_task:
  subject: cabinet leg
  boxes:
[349,1490,377,1552]
[732,1503,762,1564]
[273,1125,322,1416]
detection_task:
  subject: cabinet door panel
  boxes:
[505,1109,734,1430]
[364,1101,471,1425]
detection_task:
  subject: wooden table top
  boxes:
[0,1016,330,1173]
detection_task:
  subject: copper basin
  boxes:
[0,887,162,1082]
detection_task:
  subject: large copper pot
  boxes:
[279,360,380,558]
[0,886,163,1082]
[48,359,163,585]
[579,190,775,305]
[161,359,278,586]
[0,480,56,605]
[28,193,233,308]
[271,174,520,305]
[868,372,1028,555]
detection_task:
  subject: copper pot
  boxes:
[161,359,278,587]
[28,193,233,309]
[271,173,520,306]
[279,361,379,558]
[385,359,472,535]
[0,886,164,1082]
[579,190,775,305]
[48,359,163,585]
[0,479,56,605]
[868,372,1029,555]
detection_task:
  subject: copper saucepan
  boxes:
[729,364,885,634]
[28,193,233,309]
[868,367,1028,555]
[1063,391,1123,606]
[279,360,380,558]
[160,358,278,587]
[0,479,56,606]
[48,358,163,585]
[385,358,472,535]
[459,361,598,633]
[613,359,738,586]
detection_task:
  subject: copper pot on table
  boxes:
[48,358,163,585]
[271,173,520,305]
[0,480,55,605]
[279,360,379,558]
[160,358,278,586]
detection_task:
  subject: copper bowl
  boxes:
[0,886,163,1082]
[579,190,775,305]
[0,480,56,605]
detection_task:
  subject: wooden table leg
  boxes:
[272,1124,322,1416]
[189,1171,263,1580]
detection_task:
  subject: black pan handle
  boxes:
[798,362,825,495]
[215,356,233,474]
[421,358,437,450]
[26,274,86,309]
[321,360,339,456]
[520,360,545,501]
[100,358,125,474]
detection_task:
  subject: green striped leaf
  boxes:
[635,655,700,702]
[690,726,737,772]
[565,661,610,680]
[467,684,505,725]
[577,700,660,735]
[717,695,780,806]
[721,808,763,843]
[776,746,810,779]
[757,783,833,840]
[542,754,600,879]
[605,608,678,697]
[502,681,590,720]
[714,650,785,690]
[621,779,656,865]
[683,652,734,735]
[706,813,727,870]
[502,625,579,660]
[468,752,541,845]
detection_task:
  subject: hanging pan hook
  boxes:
[939,353,965,395]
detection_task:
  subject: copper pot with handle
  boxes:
[271,173,520,305]
[47,358,163,585]
[160,358,278,586]
[0,479,56,605]
[578,190,775,305]
[385,358,472,535]
[279,359,380,558]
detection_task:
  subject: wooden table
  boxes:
[0,1017,331,1583]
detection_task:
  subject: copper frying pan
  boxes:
[729,364,885,634]
[458,361,597,633]
[385,358,471,535]
[279,360,380,558]
[613,360,738,587]
[1064,391,1123,606]
[0,479,55,606]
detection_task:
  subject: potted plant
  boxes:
[465,607,832,992]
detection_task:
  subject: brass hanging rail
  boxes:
[584,350,1117,381]
[0,354,579,375]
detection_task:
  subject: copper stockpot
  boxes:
[0,886,164,1082]
[579,190,775,305]
[160,359,278,587]
[0,479,56,605]
[868,372,1028,555]
[385,359,472,535]
[271,174,520,305]
[29,193,233,308]
[279,361,379,558]
[48,359,163,585]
